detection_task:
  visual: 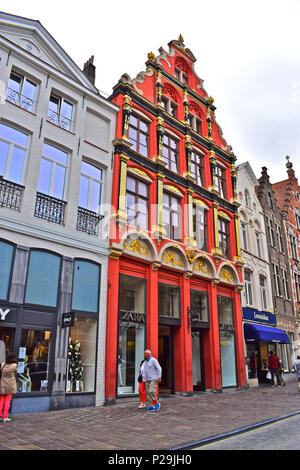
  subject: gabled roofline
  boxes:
[0,11,99,93]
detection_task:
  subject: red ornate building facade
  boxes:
[105,36,246,404]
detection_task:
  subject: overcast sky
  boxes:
[2,0,300,185]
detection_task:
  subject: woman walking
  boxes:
[0,352,17,422]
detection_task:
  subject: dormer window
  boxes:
[188,113,201,134]
[6,71,37,112]
[175,67,188,85]
[47,93,73,131]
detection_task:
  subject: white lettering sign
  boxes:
[0,308,10,320]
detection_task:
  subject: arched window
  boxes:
[25,250,61,306]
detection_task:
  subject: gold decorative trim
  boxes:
[162,249,184,268]
[124,239,149,256]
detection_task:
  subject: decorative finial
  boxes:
[147,52,155,61]
[286,155,293,169]
[178,34,184,42]
[208,96,214,104]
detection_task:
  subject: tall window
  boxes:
[193,204,208,251]
[259,276,268,309]
[244,270,253,305]
[294,272,300,302]
[159,284,180,319]
[128,115,148,157]
[0,240,14,300]
[188,114,201,134]
[255,231,262,258]
[190,149,204,186]
[161,96,177,118]
[295,211,300,230]
[37,143,68,200]
[215,165,227,199]
[126,176,149,230]
[276,224,283,252]
[175,67,188,85]
[47,93,73,131]
[6,71,37,112]
[245,190,250,207]
[163,192,181,241]
[266,217,275,246]
[241,222,248,250]
[162,134,178,172]
[290,234,298,259]
[78,161,103,213]
[267,191,273,208]
[218,217,231,258]
[25,250,61,306]
[272,263,281,296]
[0,123,29,184]
[281,268,289,300]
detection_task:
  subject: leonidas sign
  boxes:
[0,308,10,320]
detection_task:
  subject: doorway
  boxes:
[158,326,174,394]
[191,329,205,391]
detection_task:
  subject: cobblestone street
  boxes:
[0,374,299,450]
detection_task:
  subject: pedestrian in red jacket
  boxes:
[268,351,281,387]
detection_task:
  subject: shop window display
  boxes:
[25,250,60,307]
[66,317,97,393]
[17,329,51,393]
[118,275,146,396]
[218,296,237,387]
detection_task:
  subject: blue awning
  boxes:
[244,323,290,344]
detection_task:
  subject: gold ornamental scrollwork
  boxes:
[219,267,234,284]
[124,239,149,257]
[162,249,184,268]
[193,258,211,275]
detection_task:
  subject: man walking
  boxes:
[142,349,162,412]
[268,350,281,387]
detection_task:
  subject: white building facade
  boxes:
[0,12,118,413]
[237,162,275,387]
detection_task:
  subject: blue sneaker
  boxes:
[154,403,161,411]
[146,406,154,411]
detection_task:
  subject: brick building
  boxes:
[255,166,295,372]
[270,158,300,357]
[105,36,246,405]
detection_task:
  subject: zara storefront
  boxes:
[0,238,104,413]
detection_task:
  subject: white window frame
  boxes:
[255,231,262,258]
[37,143,68,200]
[6,70,38,113]
[241,222,248,251]
[259,275,268,310]
[244,270,253,305]
[47,93,73,131]
[281,268,289,300]
[0,123,29,184]
[78,160,104,214]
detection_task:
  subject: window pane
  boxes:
[67,317,97,393]
[8,146,26,183]
[25,251,60,306]
[81,161,102,181]
[129,115,137,127]
[18,329,51,393]
[159,284,180,318]
[72,260,100,312]
[0,241,14,300]
[43,143,67,165]
[126,176,136,192]
[0,124,28,147]
[0,140,10,176]
[37,158,52,194]
[23,80,36,100]
[119,275,146,313]
[52,164,66,199]
[78,175,89,208]
[61,100,73,120]
[90,180,101,212]
[7,73,21,93]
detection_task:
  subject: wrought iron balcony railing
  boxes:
[47,109,72,131]
[6,87,36,113]
[0,177,24,211]
[34,192,66,225]
[76,207,103,235]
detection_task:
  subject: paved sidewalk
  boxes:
[0,374,300,450]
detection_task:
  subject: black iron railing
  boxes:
[76,206,103,235]
[34,192,66,225]
[0,177,24,210]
